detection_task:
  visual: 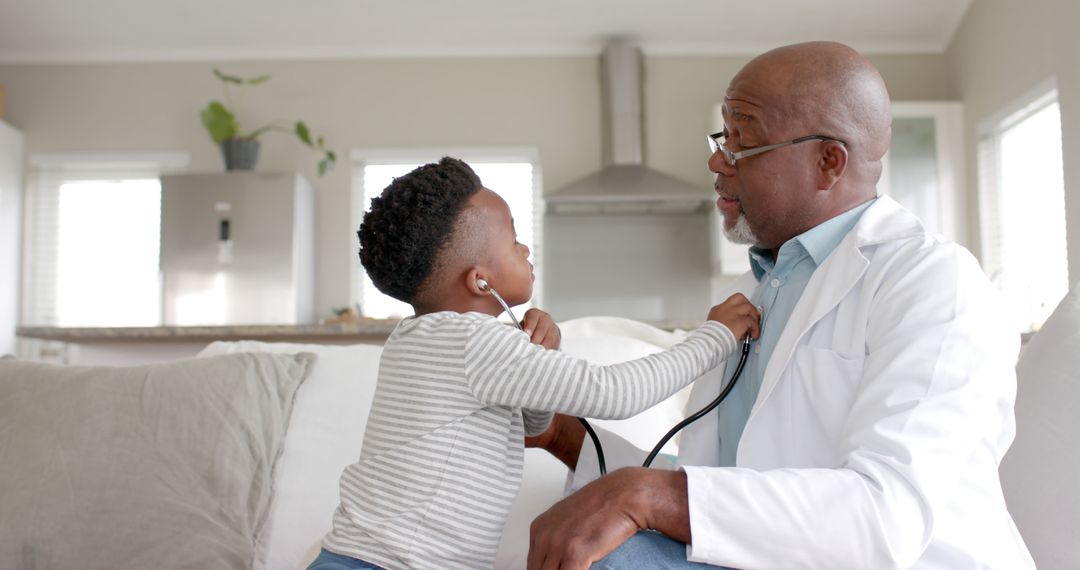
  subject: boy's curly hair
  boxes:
[358,157,482,304]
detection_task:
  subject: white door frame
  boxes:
[880,101,966,245]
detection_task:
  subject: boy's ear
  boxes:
[465,267,489,297]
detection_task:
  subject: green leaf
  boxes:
[246,74,272,86]
[213,68,244,85]
[318,149,337,176]
[200,101,239,144]
[295,121,312,146]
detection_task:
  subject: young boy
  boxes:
[312,157,760,570]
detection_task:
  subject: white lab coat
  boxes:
[569,196,1035,569]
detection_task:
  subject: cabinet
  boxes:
[0,121,23,355]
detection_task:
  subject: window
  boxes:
[22,153,189,326]
[978,87,1068,332]
[351,150,542,320]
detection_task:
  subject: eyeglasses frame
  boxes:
[708,131,847,167]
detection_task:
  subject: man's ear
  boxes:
[816,140,848,190]
[465,267,489,297]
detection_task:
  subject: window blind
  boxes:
[977,95,1068,332]
[21,153,188,326]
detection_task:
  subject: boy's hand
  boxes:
[707,293,761,342]
[522,308,562,350]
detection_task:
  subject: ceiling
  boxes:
[0,0,972,63]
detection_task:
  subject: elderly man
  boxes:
[526,42,1034,569]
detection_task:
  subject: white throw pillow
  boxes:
[1000,282,1080,568]
[198,341,383,570]
[561,336,691,456]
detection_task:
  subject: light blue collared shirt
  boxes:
[715,199,875,466]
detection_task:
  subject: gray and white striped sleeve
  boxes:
[462,320,736,420]
[521,408,555,437]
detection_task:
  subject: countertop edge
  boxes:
[16,319,705,343]
[16,322,402,343]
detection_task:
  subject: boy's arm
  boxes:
[462,318,736,420]
[519,308,560,435]
[522,409,555,437]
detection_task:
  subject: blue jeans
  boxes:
[591,531,731,569]
[307,548,387,570]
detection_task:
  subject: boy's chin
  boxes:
[509,292,533,308]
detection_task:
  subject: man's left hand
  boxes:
[527,468,649,570]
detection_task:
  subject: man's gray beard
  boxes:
[723,212,759,245]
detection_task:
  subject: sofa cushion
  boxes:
[0,352,315,570]
[1000,281,1080,567]
[557,316,690,456]
[198,341,384,570]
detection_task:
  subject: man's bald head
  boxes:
[731,41,892,183]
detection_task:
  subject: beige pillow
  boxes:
[0,352,315,569]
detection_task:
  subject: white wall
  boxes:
[0,120,22,354]
[947,0,1080,282]
[0,53,953,322]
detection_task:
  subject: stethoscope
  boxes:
[478,278,753,475]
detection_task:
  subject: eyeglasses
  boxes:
[707,129,846,167]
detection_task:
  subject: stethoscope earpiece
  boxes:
[477,278,521,331]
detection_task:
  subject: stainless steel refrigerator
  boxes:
[159,172,314,325]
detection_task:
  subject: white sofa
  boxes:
[0,317,693,569]
[2,300,1076,569]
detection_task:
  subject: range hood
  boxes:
[546,40,714,214]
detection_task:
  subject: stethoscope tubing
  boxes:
[481,281,751,476]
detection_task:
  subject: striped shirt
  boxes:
[323,311,736,569]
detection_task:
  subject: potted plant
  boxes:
[201,69,336,175]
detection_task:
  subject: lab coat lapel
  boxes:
[749,228,869,417]
[747,196,919,418]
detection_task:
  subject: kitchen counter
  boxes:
[14,318,705,366]
[17,317,704,345]
[16,320,401,344]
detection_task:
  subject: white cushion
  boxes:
[198,341,383,570]
[558,318,690,456]
[1000,282,1080,568]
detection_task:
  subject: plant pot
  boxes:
[220,139,260,171]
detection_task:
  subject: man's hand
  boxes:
[524,413,585,471]
[522,308,562,350]
[528,467,689,570]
